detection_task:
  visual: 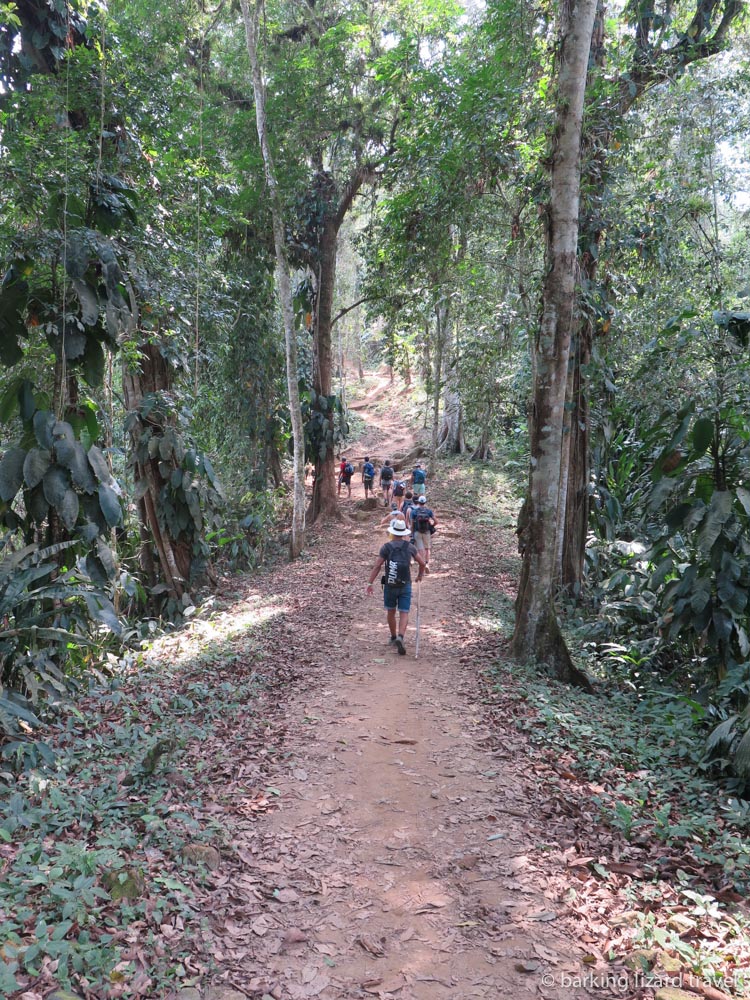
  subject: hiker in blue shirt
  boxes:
[411,462,427,493]
[362,456,376,498]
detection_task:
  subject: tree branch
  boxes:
[331,295,371,328]
[621,0,744,110]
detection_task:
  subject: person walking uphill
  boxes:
[412,495,437,568]
[380,460,394,506]
[366,519,426,655]
[338,457,354,499]
[362,456,376,498]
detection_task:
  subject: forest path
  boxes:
[189,373,597,1000]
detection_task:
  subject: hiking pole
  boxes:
[415,580,421,660]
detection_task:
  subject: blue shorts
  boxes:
[383,583,412,612]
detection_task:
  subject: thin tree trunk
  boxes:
[512,0,598,689]
[240,0,306,558]
[308,228,340,522]
[430,299,447,459]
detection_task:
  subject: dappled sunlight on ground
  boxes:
[145,591,291,669]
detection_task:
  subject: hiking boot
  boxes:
[389,635,398,646]
[395,635,406,656]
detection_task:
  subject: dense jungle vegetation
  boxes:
[1,0,750,995]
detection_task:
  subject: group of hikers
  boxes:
[337,455,427,503]
[331,456,438,658]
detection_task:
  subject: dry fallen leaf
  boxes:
[281,928,309,948]
[355,934,386,956]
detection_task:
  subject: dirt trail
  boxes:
[181,375,600,1000]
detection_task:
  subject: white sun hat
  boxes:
[388,519,411,537]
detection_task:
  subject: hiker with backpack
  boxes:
[380,460,394,506]
[412,462,427,493]
[411,495,437,568]
[362,456,376,498]
[401,490,416,531]
[379,502,400,534]
[366,518,426,656]
[338,457,355,499]
[392,477,406,510]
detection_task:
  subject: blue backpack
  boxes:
[413,467,426,485]
[363,461,375,478]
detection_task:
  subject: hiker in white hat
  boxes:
[365,518,426,656]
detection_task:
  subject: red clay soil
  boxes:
[174,376,615,1000]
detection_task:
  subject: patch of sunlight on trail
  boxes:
[468,614,502,633]
[147,593,290,668]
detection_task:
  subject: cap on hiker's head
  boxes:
[418,495,426,504]
[389,519,411,537]
[364,456,369,462]
[390,502,398,510]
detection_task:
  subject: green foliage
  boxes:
[0,384,122,542]
[487,649,750,891]
[125,390,225,592]
[0,538,119,746]
[0,605,274,996]
[300,385,349,464]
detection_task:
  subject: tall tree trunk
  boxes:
[438,317,467,454]
[122,342,190,601]
[437,378,467,454]
[512,0,598,688]
[471,417,493,461]
[560,0,744,592]
[309,227,340,522]
[240,0,306,558]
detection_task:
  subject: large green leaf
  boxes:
[55,439,96,494]
[81,337,105,387]
[62,322,87,360]
[57,489,79,531]
[72,278,100,326]
[0,270,29,367]
[27,484,49,523]
[0,447,26,502]
[23,448,52,489]
[33,410,55,450]
[698,490,733,557]
[83,593,121,633]
[87,445,111,484]
[736,487,750,517]
[0,377,25,422]
[734,726,750,781]
[63,231,91,279]
[42,465,71,508]
[98,483,122,526]
[691,416,714,458]
[53,421,75,443]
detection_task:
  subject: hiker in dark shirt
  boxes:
[380,460,394,506]
[366,518,426,656]
[411,495,437,568]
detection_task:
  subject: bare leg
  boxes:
[386,608,398,638]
